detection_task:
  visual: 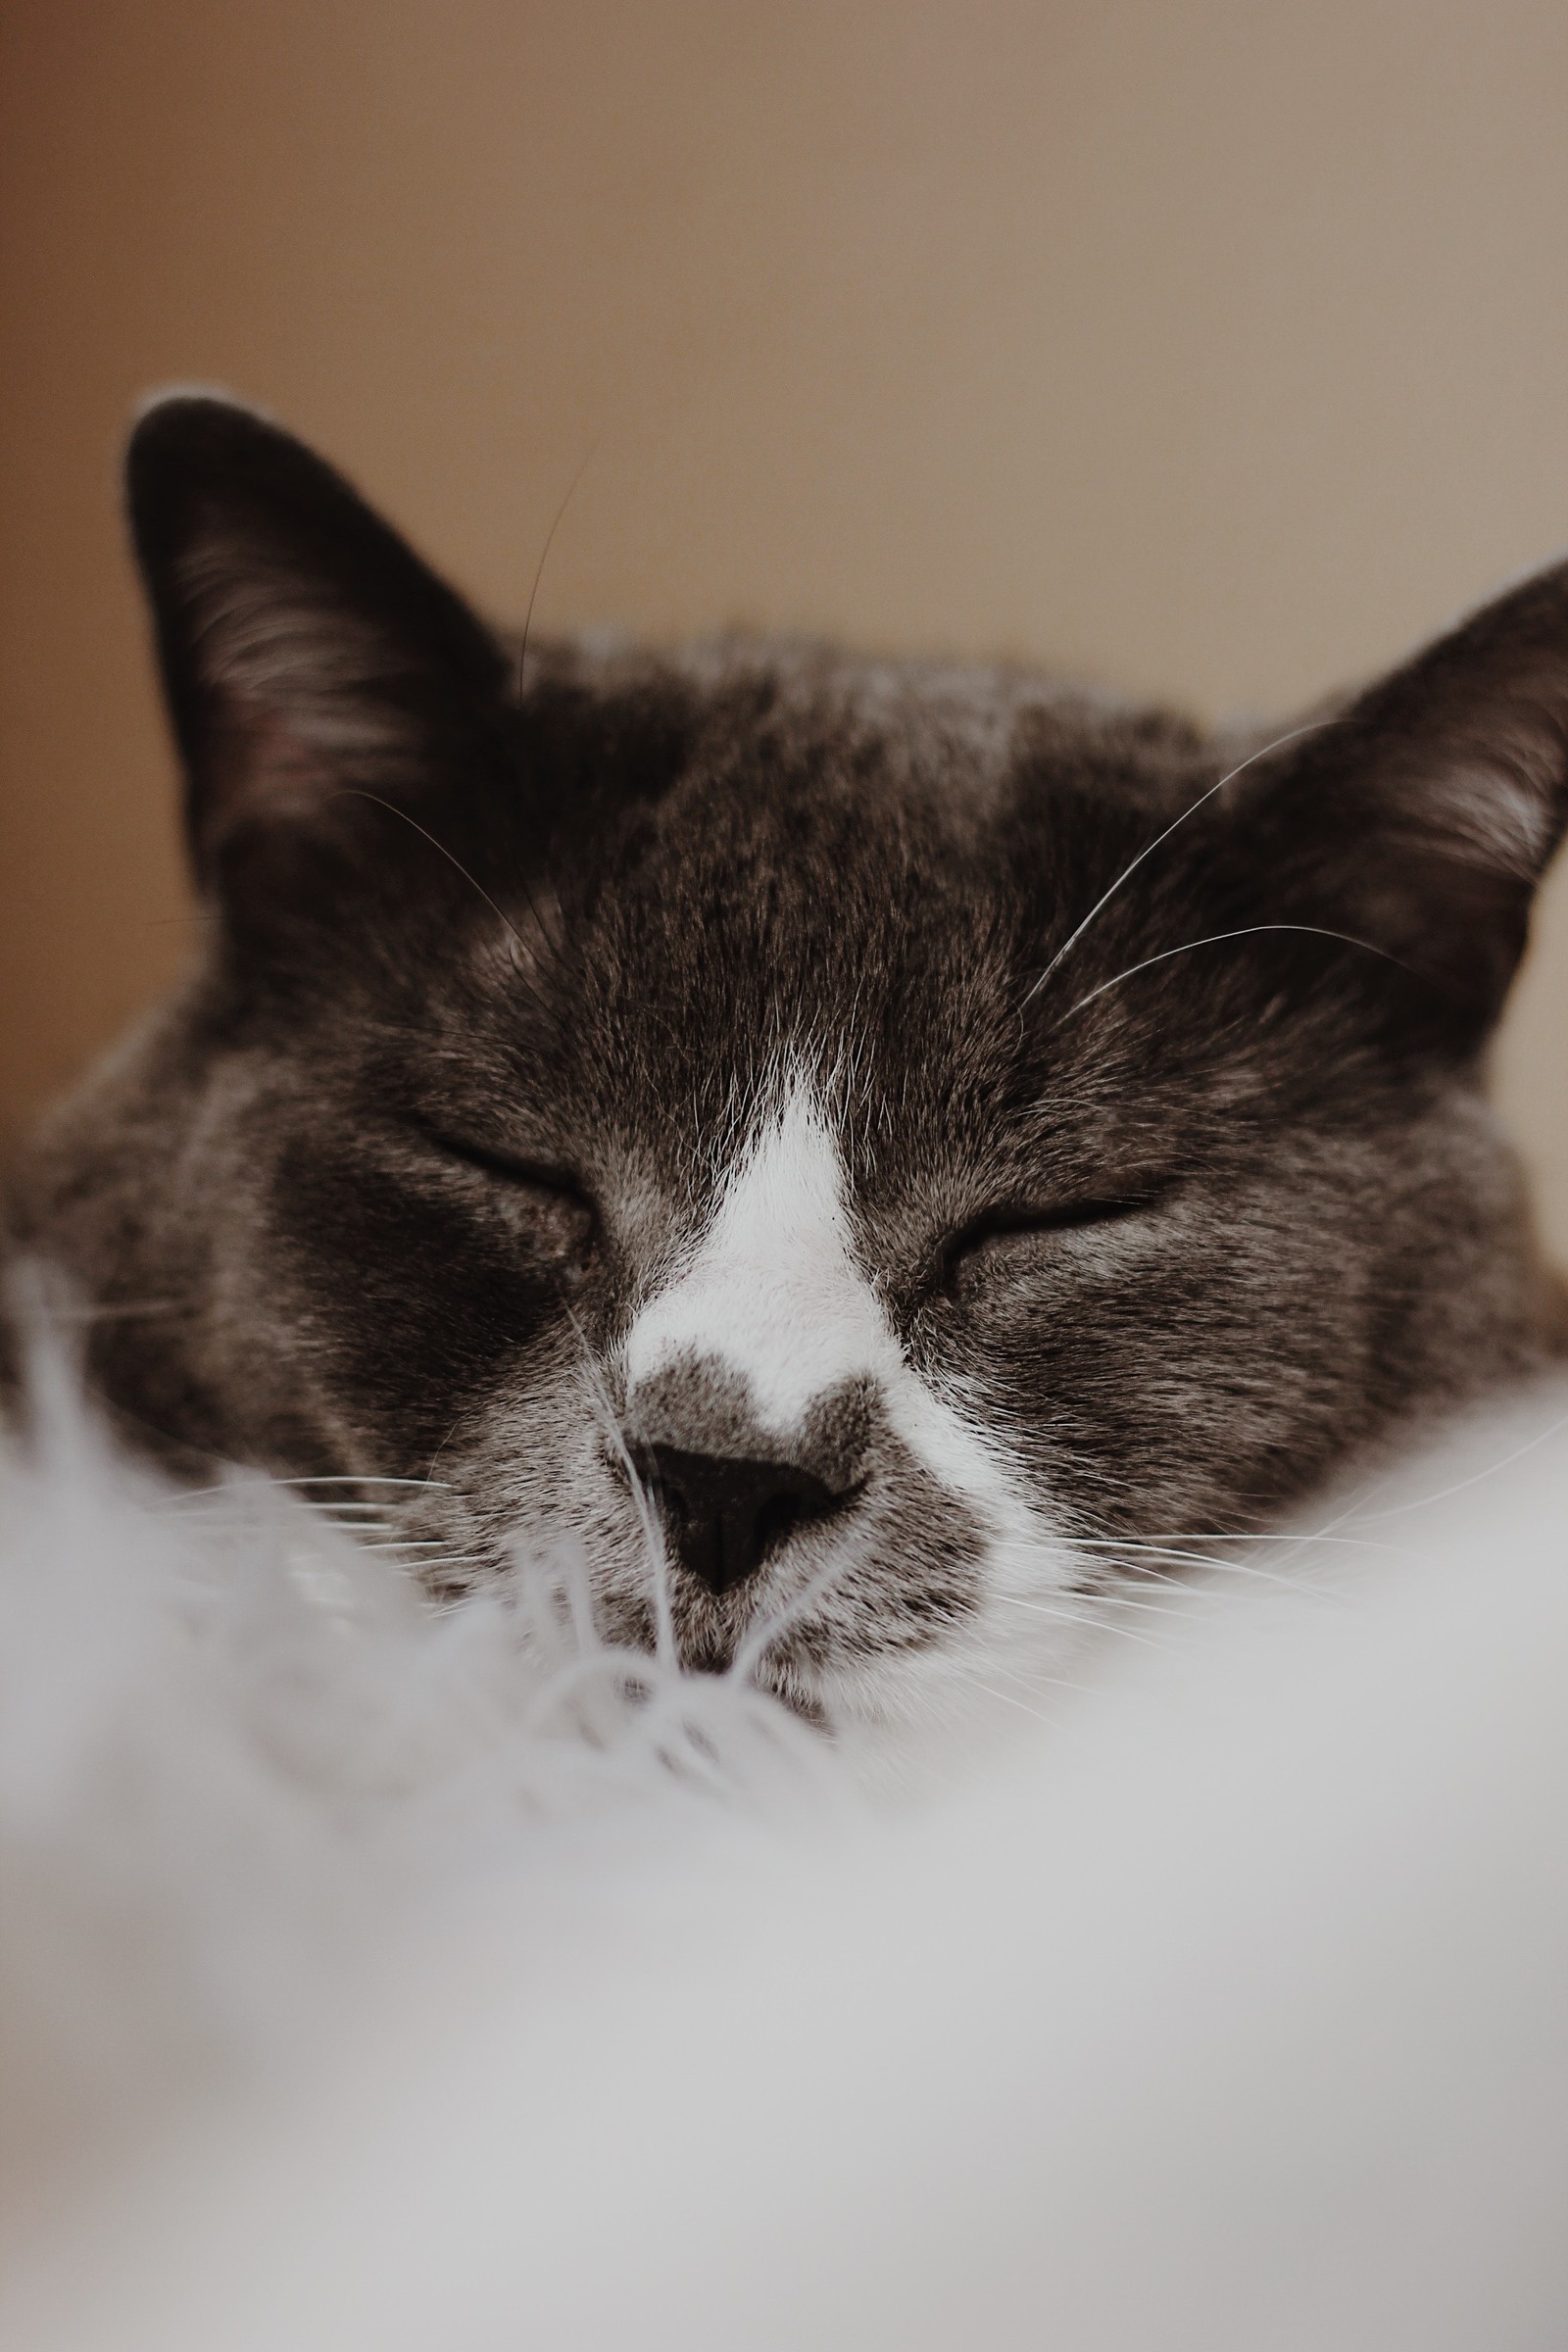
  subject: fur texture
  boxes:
[2,1330,1565,2350]
[8,396,1568,1727]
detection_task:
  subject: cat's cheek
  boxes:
[937,1233,1374,1539]
[260,1146,591,1453]
[944,1213,1177,1309]
[397,1359,649,1601]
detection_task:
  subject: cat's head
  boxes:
[47,396,1568,1722]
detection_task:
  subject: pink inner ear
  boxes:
[1410,759,1558,883]
[183,539,416,740]
[191,594,433,847]
[204,704,351,838]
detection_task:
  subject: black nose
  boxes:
[632,1443,841,1595]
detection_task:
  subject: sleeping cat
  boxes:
[7,394,1567,1726]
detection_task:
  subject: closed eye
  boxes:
[420,1129,598,1267]
[943,1193,1160,1295]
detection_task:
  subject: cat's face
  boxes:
[20,399,1568,1726]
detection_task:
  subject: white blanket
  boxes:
[2,1326,1565,2351]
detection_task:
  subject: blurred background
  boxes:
[3,1,1566,1243]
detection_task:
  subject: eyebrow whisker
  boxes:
[1020,717,1338,1012]
[1054,922,1416,1024]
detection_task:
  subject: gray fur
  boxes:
[7,397,1568,1721]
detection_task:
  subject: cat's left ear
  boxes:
[1246,555,1568,1034]
[125,393,510,889]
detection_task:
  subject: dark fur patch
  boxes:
[8,399,1568,1713]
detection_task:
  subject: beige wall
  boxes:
[3,1,1567,1240]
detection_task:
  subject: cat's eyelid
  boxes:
[945,1186,1166,1269]
[983,1192,1157,1233]
[416,1121,588,1200]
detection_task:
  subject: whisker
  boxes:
[1084,1588,1221,1625]
[1344,1404,1568,1525]
[1071,1530,1386,1587]
[990,1589,1102,1628]
[513,440,599,700]
[1075,1537,1272,1574]
[423,1418,466,1487]
[564,1302,677,1668]
[1068,1530,1403,1552]
[355,1537,460,1554]
[300,1474,457,1490]
[1054,923,1415,1026]
[1089,1548,1337,1601]
[163,1473,452,1507]
[941,1666,1081,1717]
[995,1592,1168,1650]
[729,1539,863,1689]
[1020,718,1337,1009]
[332,790,531,967]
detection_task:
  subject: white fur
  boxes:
[623,1085,892,1429]
[2,1348,1567,2349]
[621,1084,1083,1720]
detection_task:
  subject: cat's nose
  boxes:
[631,1442,841,1595]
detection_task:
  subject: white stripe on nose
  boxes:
[622,1084,900,1433]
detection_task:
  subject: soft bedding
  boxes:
[2,1327,1566,2351]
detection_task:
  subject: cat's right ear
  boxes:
[125,394,510,892]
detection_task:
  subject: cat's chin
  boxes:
[743,1610,1087,1779]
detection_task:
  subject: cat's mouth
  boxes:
[589,1590,876,1728]
[573,1398,998,1704]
